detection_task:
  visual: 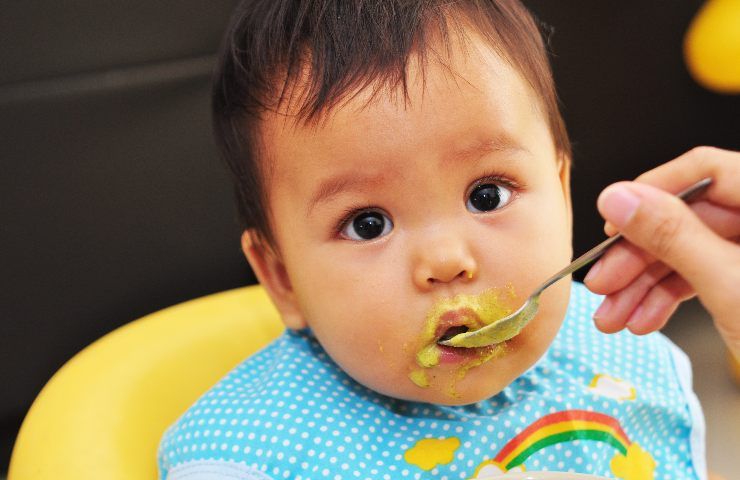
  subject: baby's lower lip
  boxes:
[436,344,497,364]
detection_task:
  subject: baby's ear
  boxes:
[557,154,573,216]
[240,231,308,330]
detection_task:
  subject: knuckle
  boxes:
[687,145,714,168]
[688,145,718,158]
[647,210,684,258]
[685,145,725,171]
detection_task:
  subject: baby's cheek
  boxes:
[326,339,410,396]
[533,280,571,339]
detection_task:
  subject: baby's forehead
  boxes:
[259,55,550,197]
[261,43,538,156]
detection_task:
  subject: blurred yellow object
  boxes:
[684,0,740,93]
[8,285,283,480]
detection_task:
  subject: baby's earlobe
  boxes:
[241,230,306,330]
[280,309,309,330]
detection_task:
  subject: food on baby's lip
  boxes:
[416,344,440,368]
[427,287,516,347]
[408,286,517,392]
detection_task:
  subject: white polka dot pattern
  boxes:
[158,283,703,480]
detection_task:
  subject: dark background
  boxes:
[1,0,738,472]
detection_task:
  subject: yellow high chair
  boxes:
[8,285,283,480]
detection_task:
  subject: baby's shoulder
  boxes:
[158,330,338,476]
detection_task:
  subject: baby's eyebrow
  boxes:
[307,170,388,215]
[445,135,528,166]
[306,135,527,215]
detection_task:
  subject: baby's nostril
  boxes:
[457,270,474,280]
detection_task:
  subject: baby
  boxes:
[158,0,706,478]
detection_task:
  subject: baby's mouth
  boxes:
[410,288,516,388]
[437,325,470,344]
[413,308,494,367]
[433,308,483,344]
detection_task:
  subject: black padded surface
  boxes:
[0,1,239,85]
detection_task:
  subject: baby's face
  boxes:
[251,32,572,404]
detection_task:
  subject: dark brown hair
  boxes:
[212,0,570,248]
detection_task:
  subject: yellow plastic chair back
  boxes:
[8,285,283,480]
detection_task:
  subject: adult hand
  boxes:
[583,147,740,358]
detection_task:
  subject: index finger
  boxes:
[591,199,740,294]
[636,146,740,206]
[604,146,740,236]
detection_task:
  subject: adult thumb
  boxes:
[597,181,739,306]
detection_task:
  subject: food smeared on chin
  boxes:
[409,369,430,387]
[408,286,517,395]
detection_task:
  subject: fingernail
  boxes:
[598,185,641,228]
[593,297,612,320]
[584,259,602,284]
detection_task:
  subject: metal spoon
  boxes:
[439,177,713,348]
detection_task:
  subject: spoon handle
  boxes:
[531,177,713,298]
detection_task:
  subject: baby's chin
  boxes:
[399,384,508,406]
[366,369,518,406]
[356,332,553,405]
[327,285,569,405]
[354,361,531,405]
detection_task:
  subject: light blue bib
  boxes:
[159,283,705,480]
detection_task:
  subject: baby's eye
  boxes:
[340,210,393,241]
[466,182,513,213]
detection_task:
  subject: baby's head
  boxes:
[214,0,573,405]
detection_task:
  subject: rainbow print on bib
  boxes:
[473,409,655,480]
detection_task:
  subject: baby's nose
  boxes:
[412,234,477,289]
